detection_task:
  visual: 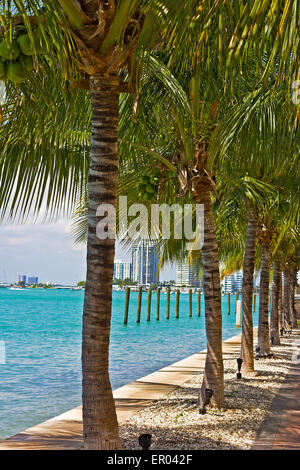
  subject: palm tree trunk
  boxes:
[283,268,291,331]
[290,268,298,329]
[241,207,258,374]
[82,74,121,450]
[198,194,224,408]
[258,243,271,356]
[270,261,281,345]
[278,270,283,332]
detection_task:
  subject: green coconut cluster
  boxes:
[138,168,160,201]
[0,31,45,83]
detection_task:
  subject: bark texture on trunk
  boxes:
[199,194,224,408]
[258,244,271,356]
[241,208,258,373]
[270,262,281,345]
[283,268,291,331]
[82,75,121,450]
[290,268,298,329]
[278,271,283,332]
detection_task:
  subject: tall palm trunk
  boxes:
[198,194,224,408]
[82,75,121,450]
[241,207,258,374]
[283,268,291,331]
[270,261,281,345]
[290,268,298,329]
[258,243,271,356]
[278,270,283,332]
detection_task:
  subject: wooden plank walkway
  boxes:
[253,330,300,450]
[0,330,247,450]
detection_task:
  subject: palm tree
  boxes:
[0,0,179,450]
[241,205,259,372]
[214,83,300,363]
[1,0,299,448]
[289,267,298,328]
[270,260,281,345]
[117,63,229,408]
[257,226,273,356]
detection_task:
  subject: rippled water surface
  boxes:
[0,288,259,439]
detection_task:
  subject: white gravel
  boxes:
[120,333,297,450]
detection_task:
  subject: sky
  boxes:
[0,217,176,285]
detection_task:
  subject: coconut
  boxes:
[142,193,151,201]
[7,61,28,83]
[0,39,21,61]
[0,60,6,79]
[146,184,155,194]
[141,175,149,185]
[138,183,146,192]
[17,34,35,56]
[150,176,159,185]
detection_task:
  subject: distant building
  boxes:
[222,271,243,293]
[18,275,27,284]
[176,260,200,287]
[223,275,232,293]
[113,260,132,281]
[114,260,123,280]
[232,271,243,292]
[132,241,159,286]
[28,276,39,285]
[123,262,132,280]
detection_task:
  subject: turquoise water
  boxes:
[0,288,259,440]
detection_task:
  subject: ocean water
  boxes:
[0,288,259,440]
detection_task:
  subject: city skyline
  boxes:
[0,217,175,285]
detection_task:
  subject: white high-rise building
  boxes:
[114,260,132,281]
[132,241,159,286]
[224,275,232,293]
[176,260,200,287]
[123,261,132,280]
[232,270,243,292]
[222,271,243,293]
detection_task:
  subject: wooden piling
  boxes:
[198,291,201,316]
[156,287,161,320]
[235,293,239,313]
[176,289,180,319]
[136,286,142,323]
[253,293,256,312]
[189,289,192,317]
[124,287,130,325]
[227,292,231,315]
[166,288,170,319]
[236,299,241,327]
[147,287,152,321]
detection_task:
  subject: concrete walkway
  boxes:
[0,331,246,450]
[253,331,300,450]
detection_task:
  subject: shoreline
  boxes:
[0,327,298,450]
[0,329,251,450]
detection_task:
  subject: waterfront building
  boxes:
[18,275,27,284]
[232,271,243,292]
[176,260,200,287]
[122,261,132,280]
[28,276,39,285]
[132,241,159,286]
[224,275,232,293]
[113,260,132,281]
